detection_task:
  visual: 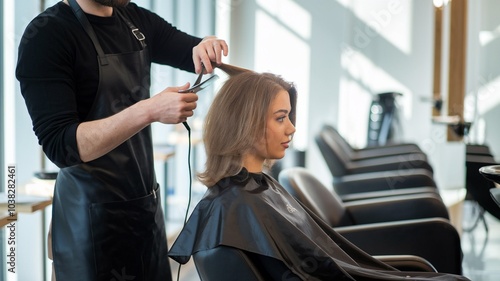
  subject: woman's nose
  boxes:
[287,120,296,135]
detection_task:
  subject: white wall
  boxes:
[468,0,500,161]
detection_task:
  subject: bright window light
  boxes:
[352,0,412,54]
[257,0,312,40]
[254,7,311,151]
[3,0,16,166]
[339,47,410,148]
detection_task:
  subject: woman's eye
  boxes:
[277,116,285,122]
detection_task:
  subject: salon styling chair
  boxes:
[466,153,500,221]
[193,246,437,281]
[337,186,440,202]
[467,144,493,156]
[323,123,426,160]
[279,167,462,274]
[479,165,500,208]
[316,124,433,174]
[320,125,440,200]
[279,167,448,225]
[331,169,438,200]
[315,124,438,196]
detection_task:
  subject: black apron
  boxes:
[51,1,171,280]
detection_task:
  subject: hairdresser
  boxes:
[16,0,228,280]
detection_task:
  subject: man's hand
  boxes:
[146,83,199,124]
[76,83,198,162]
[192,36,229,74]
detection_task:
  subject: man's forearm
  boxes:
[76,100,152,162]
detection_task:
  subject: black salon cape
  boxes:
[169,170,470,281]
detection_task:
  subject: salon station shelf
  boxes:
[154,144,176,161]
[19,178,56,198]
[431,115,472,137]
[1,212,14,228]
[0,192,53,214]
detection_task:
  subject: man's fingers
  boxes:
[166,82,190,92]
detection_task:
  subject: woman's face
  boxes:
[253,89,296,162]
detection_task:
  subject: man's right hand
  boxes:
[76,82,199,162]
[146,83,199,124]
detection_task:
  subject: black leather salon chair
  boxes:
[279,167,449,225]
[333,218,462,274]
[279,167,462,274]
[193,246,437,281]
[323,123,426,160]
[466,154,500,221]
[478,164,500,209]
[467,143,493,156]
[331,169,438,198]
[315,124,438,195]
[316,124,433,175]
[338,186,440,202]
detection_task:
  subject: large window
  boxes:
[1,0,5,279]
[0,0,4,192]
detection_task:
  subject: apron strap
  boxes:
[115,9,147,49]
[68,0,109,66]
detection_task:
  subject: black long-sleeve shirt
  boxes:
[16,2,202,167]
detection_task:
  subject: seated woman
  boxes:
[168,67,470,281]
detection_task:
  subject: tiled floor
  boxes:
[461,201,500,281]
[170,200,500,281]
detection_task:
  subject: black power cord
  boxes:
[176,121,193,281]
[174,69,217,280]
[181,121,193,225]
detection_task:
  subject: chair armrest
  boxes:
[333,169,437,196]
[340,187,439,202]
[374,255,437,272]
[344,193,449,223]
[358,143,422,153]
[347,155,433,174]
[353,148,426,161]
[335,218,462,275]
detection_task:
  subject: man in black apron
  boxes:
[16,0,228,280]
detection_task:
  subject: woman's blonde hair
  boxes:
[198,65,297,187]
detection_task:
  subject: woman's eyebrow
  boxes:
[273,109,289,114]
